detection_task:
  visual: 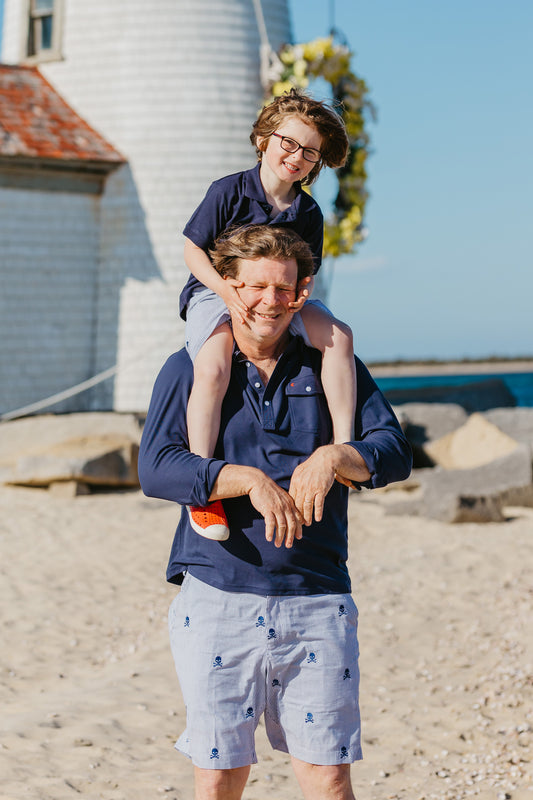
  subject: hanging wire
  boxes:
[252,0,279,90]
[0,337,172,422]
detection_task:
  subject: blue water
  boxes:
[373,371,533,408]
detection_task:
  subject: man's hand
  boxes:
[288,446,338,526]
[249,474,303,549]
[210,465,303,548]
[289,444,371,525]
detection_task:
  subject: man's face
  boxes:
[231,256,298,347]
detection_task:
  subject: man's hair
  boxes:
[210,225,315,283]
[250,88,349,185]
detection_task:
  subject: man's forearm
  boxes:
[208,464,264,501]
[328,443,371,483]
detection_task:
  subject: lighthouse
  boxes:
[0,1,291,412]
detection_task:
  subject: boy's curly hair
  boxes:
[250,88,349,185]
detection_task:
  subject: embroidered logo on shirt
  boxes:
[338,604,348,617]
[305,712,314,724]
[256,616,265,627]
[267,628,277,640]
[210,748,220,759]
[307,652,317,664]
[340,746,349,759]
[244,707,254,719]
[212,656,223,668]
[184,616,190,627]
[343,668,352,680]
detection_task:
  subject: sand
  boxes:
[1,484,532,800]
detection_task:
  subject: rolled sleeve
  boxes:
[347,357,413,489]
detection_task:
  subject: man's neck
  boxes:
[234,331,290,384]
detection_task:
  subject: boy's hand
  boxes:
[220,279,249,324]
[288,276,312,313]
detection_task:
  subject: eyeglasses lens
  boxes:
[278,136,320,163]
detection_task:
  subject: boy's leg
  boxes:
[291,759,356,800]
[186,322,234,539]
[187,322,234,458]
[194,765,250,800]
[299,304,357,444]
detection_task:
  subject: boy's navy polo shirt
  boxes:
[138,338,413,597]
[179,164,324,320]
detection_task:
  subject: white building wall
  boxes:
[0,184,100,416]
[1,0,292,412]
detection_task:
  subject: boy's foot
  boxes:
[188,500,230,541]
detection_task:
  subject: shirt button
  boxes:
[264,400,270,406]
[254,382,261,389]
[246,362,251,368]
[305,385,312,392]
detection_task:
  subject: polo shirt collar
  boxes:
[243,163,305,215]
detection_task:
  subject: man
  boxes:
[139,225,412,800]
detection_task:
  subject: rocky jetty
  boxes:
[388,404,533,522]
[1,404,533,523]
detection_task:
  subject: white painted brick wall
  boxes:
[1,0,292,412]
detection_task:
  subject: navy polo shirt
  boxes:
[138,337,413,596]
[179,164,324,319]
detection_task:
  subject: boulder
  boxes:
[384,377,516,412]
[482,408,533,457]
[392,403,468,468]
[0,413,142,489]
[385,445,533,523]
[424,413,520,470]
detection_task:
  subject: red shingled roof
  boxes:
[0,64,124,167]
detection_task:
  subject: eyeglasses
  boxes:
[271,132,322,163]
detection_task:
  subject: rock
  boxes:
[0,414,142,489]
[393,403,468,468]
[482,407,533,456]
[425,413,520,470]
[49,480,91,497]
[384,377,516,412]
[386,445,533,523]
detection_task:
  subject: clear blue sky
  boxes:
[291,0,532,361]
[1,1,531,361]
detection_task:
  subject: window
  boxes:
[25,0,63,62]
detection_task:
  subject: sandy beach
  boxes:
[1,483,532,800]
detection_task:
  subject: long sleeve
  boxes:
[138,351,227,506]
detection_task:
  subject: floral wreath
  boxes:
[267,36,374,258]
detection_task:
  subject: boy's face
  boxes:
[258,118,322,186]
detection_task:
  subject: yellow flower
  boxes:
[272,80,295,95]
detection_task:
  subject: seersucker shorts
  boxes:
[168,573,362,770]
[185,287,331,363]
